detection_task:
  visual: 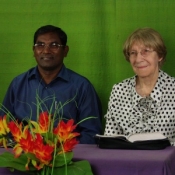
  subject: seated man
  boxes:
[1,25,102,144]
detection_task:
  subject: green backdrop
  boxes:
[1,0,175,129]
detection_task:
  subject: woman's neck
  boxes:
[135,72,159,97]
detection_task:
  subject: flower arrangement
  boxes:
[0,95,93,175]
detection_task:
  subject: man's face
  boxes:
[33,32,69,72]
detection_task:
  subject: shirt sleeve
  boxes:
[0,80,15,116]
[104,85,123,135]
[76,82,102,144]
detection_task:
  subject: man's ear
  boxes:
[64,46,69,57]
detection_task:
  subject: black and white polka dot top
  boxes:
[104,70,175,145]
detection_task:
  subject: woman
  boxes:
[104,28,175,145]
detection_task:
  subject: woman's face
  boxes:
[129,42,162,78]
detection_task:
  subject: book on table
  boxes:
[95,132,167,142]
[95,132,171,150]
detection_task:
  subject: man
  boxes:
[1,25,102,144]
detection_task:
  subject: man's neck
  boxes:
[38,67,62,84]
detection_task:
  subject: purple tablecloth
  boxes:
[73,144,175,175]
[1,145,175,175]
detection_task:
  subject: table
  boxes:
[1,145,175,175]
[73,144,175,175]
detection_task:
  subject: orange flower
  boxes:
[8,121,23,142]
[0,115,10,148]
[31,160,45,170]
[62,138,79,153]
[19,129,34,153]
[12,126,33,157]
[1,108,80,172]
[38,111,51,132]
[0,115,10,135]
[13,143,23,158]
[53,119,80,142]
[30,111,51,134]
[32,134,54,166]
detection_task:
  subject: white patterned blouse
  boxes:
[104,70,175,145]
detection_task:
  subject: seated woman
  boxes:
[104,27,175,145]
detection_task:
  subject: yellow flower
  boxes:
[0,115,10,135]
[0,115,10,148]
[30,111,51,134]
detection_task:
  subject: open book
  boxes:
[95,132,167,143]
[95,132,170,150]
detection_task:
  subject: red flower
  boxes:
[8,121,23,142]
[1,109,80,172]
[32,134,54,165]
[0,115,10,148]
[30,111,51,134]
[0,115,10,135]
[38,111,51,132]
[53,119,80,142]
[19,129,34,153]
[62,138,79,153]
[11,125,33,157]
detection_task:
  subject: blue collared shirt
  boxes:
[1,65,102,144]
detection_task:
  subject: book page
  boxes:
[128,132,167,142]
[95,134,126,138]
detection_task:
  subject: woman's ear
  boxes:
[158,57,163,62]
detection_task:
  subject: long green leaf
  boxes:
[52,160,93,175]
[54,152,73,167]
[0,152,36,171]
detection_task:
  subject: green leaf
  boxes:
[52,160,93,175]
[42,132,57,143]
[0,152,26,171]
[0,152,93,175]
[54,152,73,167]
[0,152,14,164]
[25,152,39,161]
[0,152,36,171]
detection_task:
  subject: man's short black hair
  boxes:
[34,25,67,45]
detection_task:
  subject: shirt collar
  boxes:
[28,64,70,82]
[57,64,69,82]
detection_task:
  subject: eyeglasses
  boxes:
[127,49,154,58]
[34,42,64,52]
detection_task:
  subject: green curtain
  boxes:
[1,0,175,129]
